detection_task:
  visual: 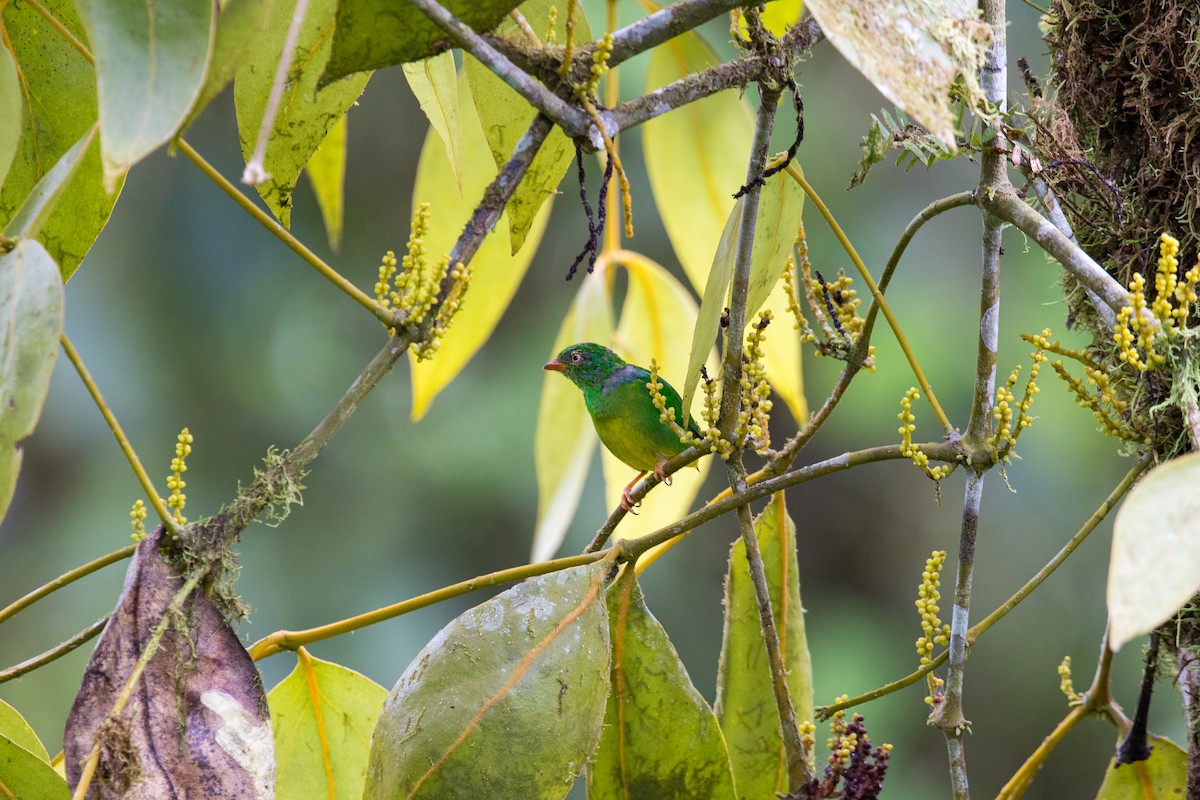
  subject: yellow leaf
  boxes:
[602,253,711,542]
[737,0,805,37]
[532,268,613,562]
[409,74,551,420]
[305,113,346,251]
[403,51,464,192]
[643,31,753,292]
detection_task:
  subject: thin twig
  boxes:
[176,139,391,324]
[0,545,135,625]
[409,0,589,139]
[59,333,179,535]
[0,616,109,684]
[243,0,311,184]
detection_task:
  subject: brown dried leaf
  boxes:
[64,527,273,799]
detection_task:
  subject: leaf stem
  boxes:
[175,139,390,324]
[0,545,135,626]
[59,332,179,535]
[0,616,109,684]
[71,569,206,800]
[248,551,608,659]
[786,164,954,434]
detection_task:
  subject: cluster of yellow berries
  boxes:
[166,428,193,525]
[987,333,1046,461]
[783,242,876,371]
[733,311,774,455]
[1057,656,1081,705]
[898,388,950,480]
[915,550,951,667]
[129,499,147,541]
[575,33,613,99]
[1114,232,1200,370]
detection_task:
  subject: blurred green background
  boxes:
[1,1,1183,796]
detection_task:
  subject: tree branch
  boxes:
[409,0,590,139]
[0,616,110,685]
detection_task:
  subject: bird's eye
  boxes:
[570,352,583,363]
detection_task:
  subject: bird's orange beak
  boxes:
[543,359,566,372]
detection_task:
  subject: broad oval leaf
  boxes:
[1108,452,1200,650]
[643,30,753,292]
[408,73,550,420]
[1095,734,1186,799]
[0,736,69,800]
[0,0,122,278]
[234,0,370,227]
[587,569,736,800]
[804,0,991,147]
[0,697,51,763]
[0,241,63,523]
[532,268,613,563]
[0,42,20,188]
[403,51,465,192]
[601,253,710,541]
[464,0,584,254]
[306,114,347,251]
[64,527,274,799]
[322,0,518,85]
[269,653,387,800]
[715,492,814,798]
[364,563,611,800]
[75,0,214,187]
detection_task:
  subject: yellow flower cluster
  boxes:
[898,388,950,480]
[1114,232,1200,370]
[733,311,774,455]
[988,332,1047,461]
[129,499,147,541]
[166,427,193,525]
[1057,656,1081,705]
[545,5,557,43]
[574,33,613,99]
[414,261,472,362]
[374,204,445,330]
[915,550,951,667]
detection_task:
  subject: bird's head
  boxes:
[544,342,626,389]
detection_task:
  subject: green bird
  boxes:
[544,342,701,511]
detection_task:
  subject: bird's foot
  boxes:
[654,460,672,486]
[620,489,640,515]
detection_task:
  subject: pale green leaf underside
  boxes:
[403,51,465,192]
[1108,451,1200,650]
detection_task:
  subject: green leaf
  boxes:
[0,241,63,524]
[75,0,215,186]
[1108,452,1200,650]
[803,0,991,147]
[744,171,804,322]
[269,654,388,800]
[322,0,518,86]
[186,0,275,130]
[601,253,710,544]
[364,563,611,800]
[464,0,584,254]
[3,127,96,242]
[1095,735,1186,798]
[409,73,550,420]
[680,198,739,421]
[0,0,122,278]
[0,42,21,188]
[643,30,753,292]
[715,492,814,799]
[403,51,465,192]
[588,569,737,800]
[306,114,347,251]
[0,736,69,800]
[0,698,50,763]
[532,269,613,562]
[234,0,370,228]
